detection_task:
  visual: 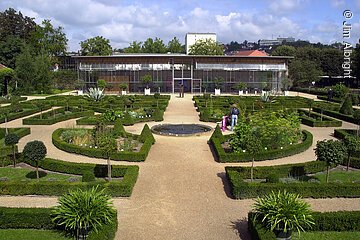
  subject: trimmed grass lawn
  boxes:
[0,229,72,240]
[0,167,81,181]
[293,231,360,240]
[313,169,360,183]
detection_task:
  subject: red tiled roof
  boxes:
[232,50,268,57]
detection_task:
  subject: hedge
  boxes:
[22,107,94,125]
[334,129,360,157]
[210,130,313,162]
[248,211,360,240]
[313,107,359,124]
[298,110,342,127]
[226,162,360,199]
[0,106,52,123]
[52,124,155,162]
[0,207,118,240]
[0,157,139,197]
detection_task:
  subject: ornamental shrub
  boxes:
[339,95,354,115]
[82,171,96,182]
[153,108,163,121]
[113,118,126,137]
[332,83,349,100]
[122,111,135,126]
[230,110,302,152]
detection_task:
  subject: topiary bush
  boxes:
[113,118,126,137]
[23,140,47,179]
[211,124,225,143]
[153,108,163,121]
[122,111,135,126]
[82,171,96,182]
[339,95,354,115]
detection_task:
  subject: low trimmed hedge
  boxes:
[0,207,118,240]
[313,107,359,124]
[22,107,94,125]
[52,124,155,162]
[226,162,360,199]
[248,211,360,240]
[210,130,313,162]
[0,106,52,123]
[298,110,342,127]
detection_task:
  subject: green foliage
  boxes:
[235,82,247,90]
[139,124,155,144]
[141,74,152,87]
[113,118,126,137]
[153,108,163,121]
[142,37,167,53]
[313,107,359,124]
[52,187,116,237]
[315,140,346,167]
[211,125,225,142]
[122,111,135,125]
[230,110,302,152]
[87,87,104,102]
[34,51,53,94]
[343,135,360,170]
[271,45,296,56]
[332,83,349,100]
[119,83,128,91]
[266,173,280,183]
[252,190,314,234]
[15,44,35,94]
[124,41,142,53]
[4,133,20,146]
[82,171,96,182]
[289,59,323,87]
[298,109,342,127]
[97,79,106,89]
[0,207,54,229]
[339,94,354,115]
[167,37,183,53]
[189,38,224,55]
[80,36,112,56]
[23,140,47,162]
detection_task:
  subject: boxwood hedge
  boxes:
[0,207,117,240]
[52,124,155,162]
[313,107,359,124]
[210,129,313,162]
[298,110,342,127]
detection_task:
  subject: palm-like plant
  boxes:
[87,87,104,102]
[252,190,314,238]
[52,187,116,239]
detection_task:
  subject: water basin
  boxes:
[151,124,212,137]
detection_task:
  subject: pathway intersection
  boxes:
[0,92,360,240]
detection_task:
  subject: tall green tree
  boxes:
[272,45,296,56]
[167,37,183,53]
[320,48,342,77]
[80,36,112,56]
[189,39,224,55]
[15,44,35,93]
[124,41,142,53]
[32,19,68,57]
[343,135,360,171]
[0,35,23,69]
[353,44,360,83]
[142,37,167,53]
[153,37,167,53]
[289,59,322,87]
[315,139,346,183]
[34,50,53,93]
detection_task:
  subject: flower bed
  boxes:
[22,107,94,125]
[298,109,342,127]
[52,124,155,162]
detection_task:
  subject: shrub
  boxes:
[113,118,126,137]
[0,207,54,229]
[82,171,96,182]
[122,111,135,126]
[266,173,280,183]
[333,83,349,99]
[339,95,354,115]
[153,108,163,121]
[211,124,225,143]
[52,187,116,238]
[23,140,47,179]
[4,133,20,167]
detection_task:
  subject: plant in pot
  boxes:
[75,79,85,95]
[252,190,314,240]
[213,77,224,95]
[236,82,247,96]
[119,83,128,95]
[141,74,152,95]
[261,82,271,95]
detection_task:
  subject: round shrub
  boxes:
[153,108,163,122]
[82,171,96,182]
[266,173,280,183]
[339,95,354,115]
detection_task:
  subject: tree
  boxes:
[141,37,167,53]
[52,187,116,239]
[15,44,35,93]
[124,41,142,53]
[167,37,183,53]
[315,139,346,183]
[34,50,53,93]
[289,59,322,87]
[339,94,354,116]
[80,36,112,56]
[343,135,360,171]
[96,133,117,181]
[23,140,47,179]
[0,67,14,95]
[32,19,68,57]
[4,133,20,167]
[0,35,23,69]
[245,133,262,182]
[272,45,296,56]
[352,44,360,84]
[97,79,106,89]
[189,39,224,55]
[320,48,342,77]
[141,74,152,88]
[354,111,360,137]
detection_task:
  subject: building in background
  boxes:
[258,37,295,48]
[185,33,217,54]
[73,53,291,94]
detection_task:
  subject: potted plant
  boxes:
[119,83,128,95]
[236,82,247,96]
[252,190,314,240]
[75,79,85,95]
[261,82,270,95]
[213,77,224,95]
[141,74,152,95]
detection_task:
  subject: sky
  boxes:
[1,0,360,51]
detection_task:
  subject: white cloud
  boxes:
[331,0,345,8]
[269,0,306,14]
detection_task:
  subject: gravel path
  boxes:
[0,92,359,240]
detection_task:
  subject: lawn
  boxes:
[293,231,360,240]
[313,169,360,183]
[0,229,72,240]
[0,167,81,181]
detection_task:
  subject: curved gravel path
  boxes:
[0,92,359,240]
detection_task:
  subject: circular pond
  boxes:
[151,124,212,137]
